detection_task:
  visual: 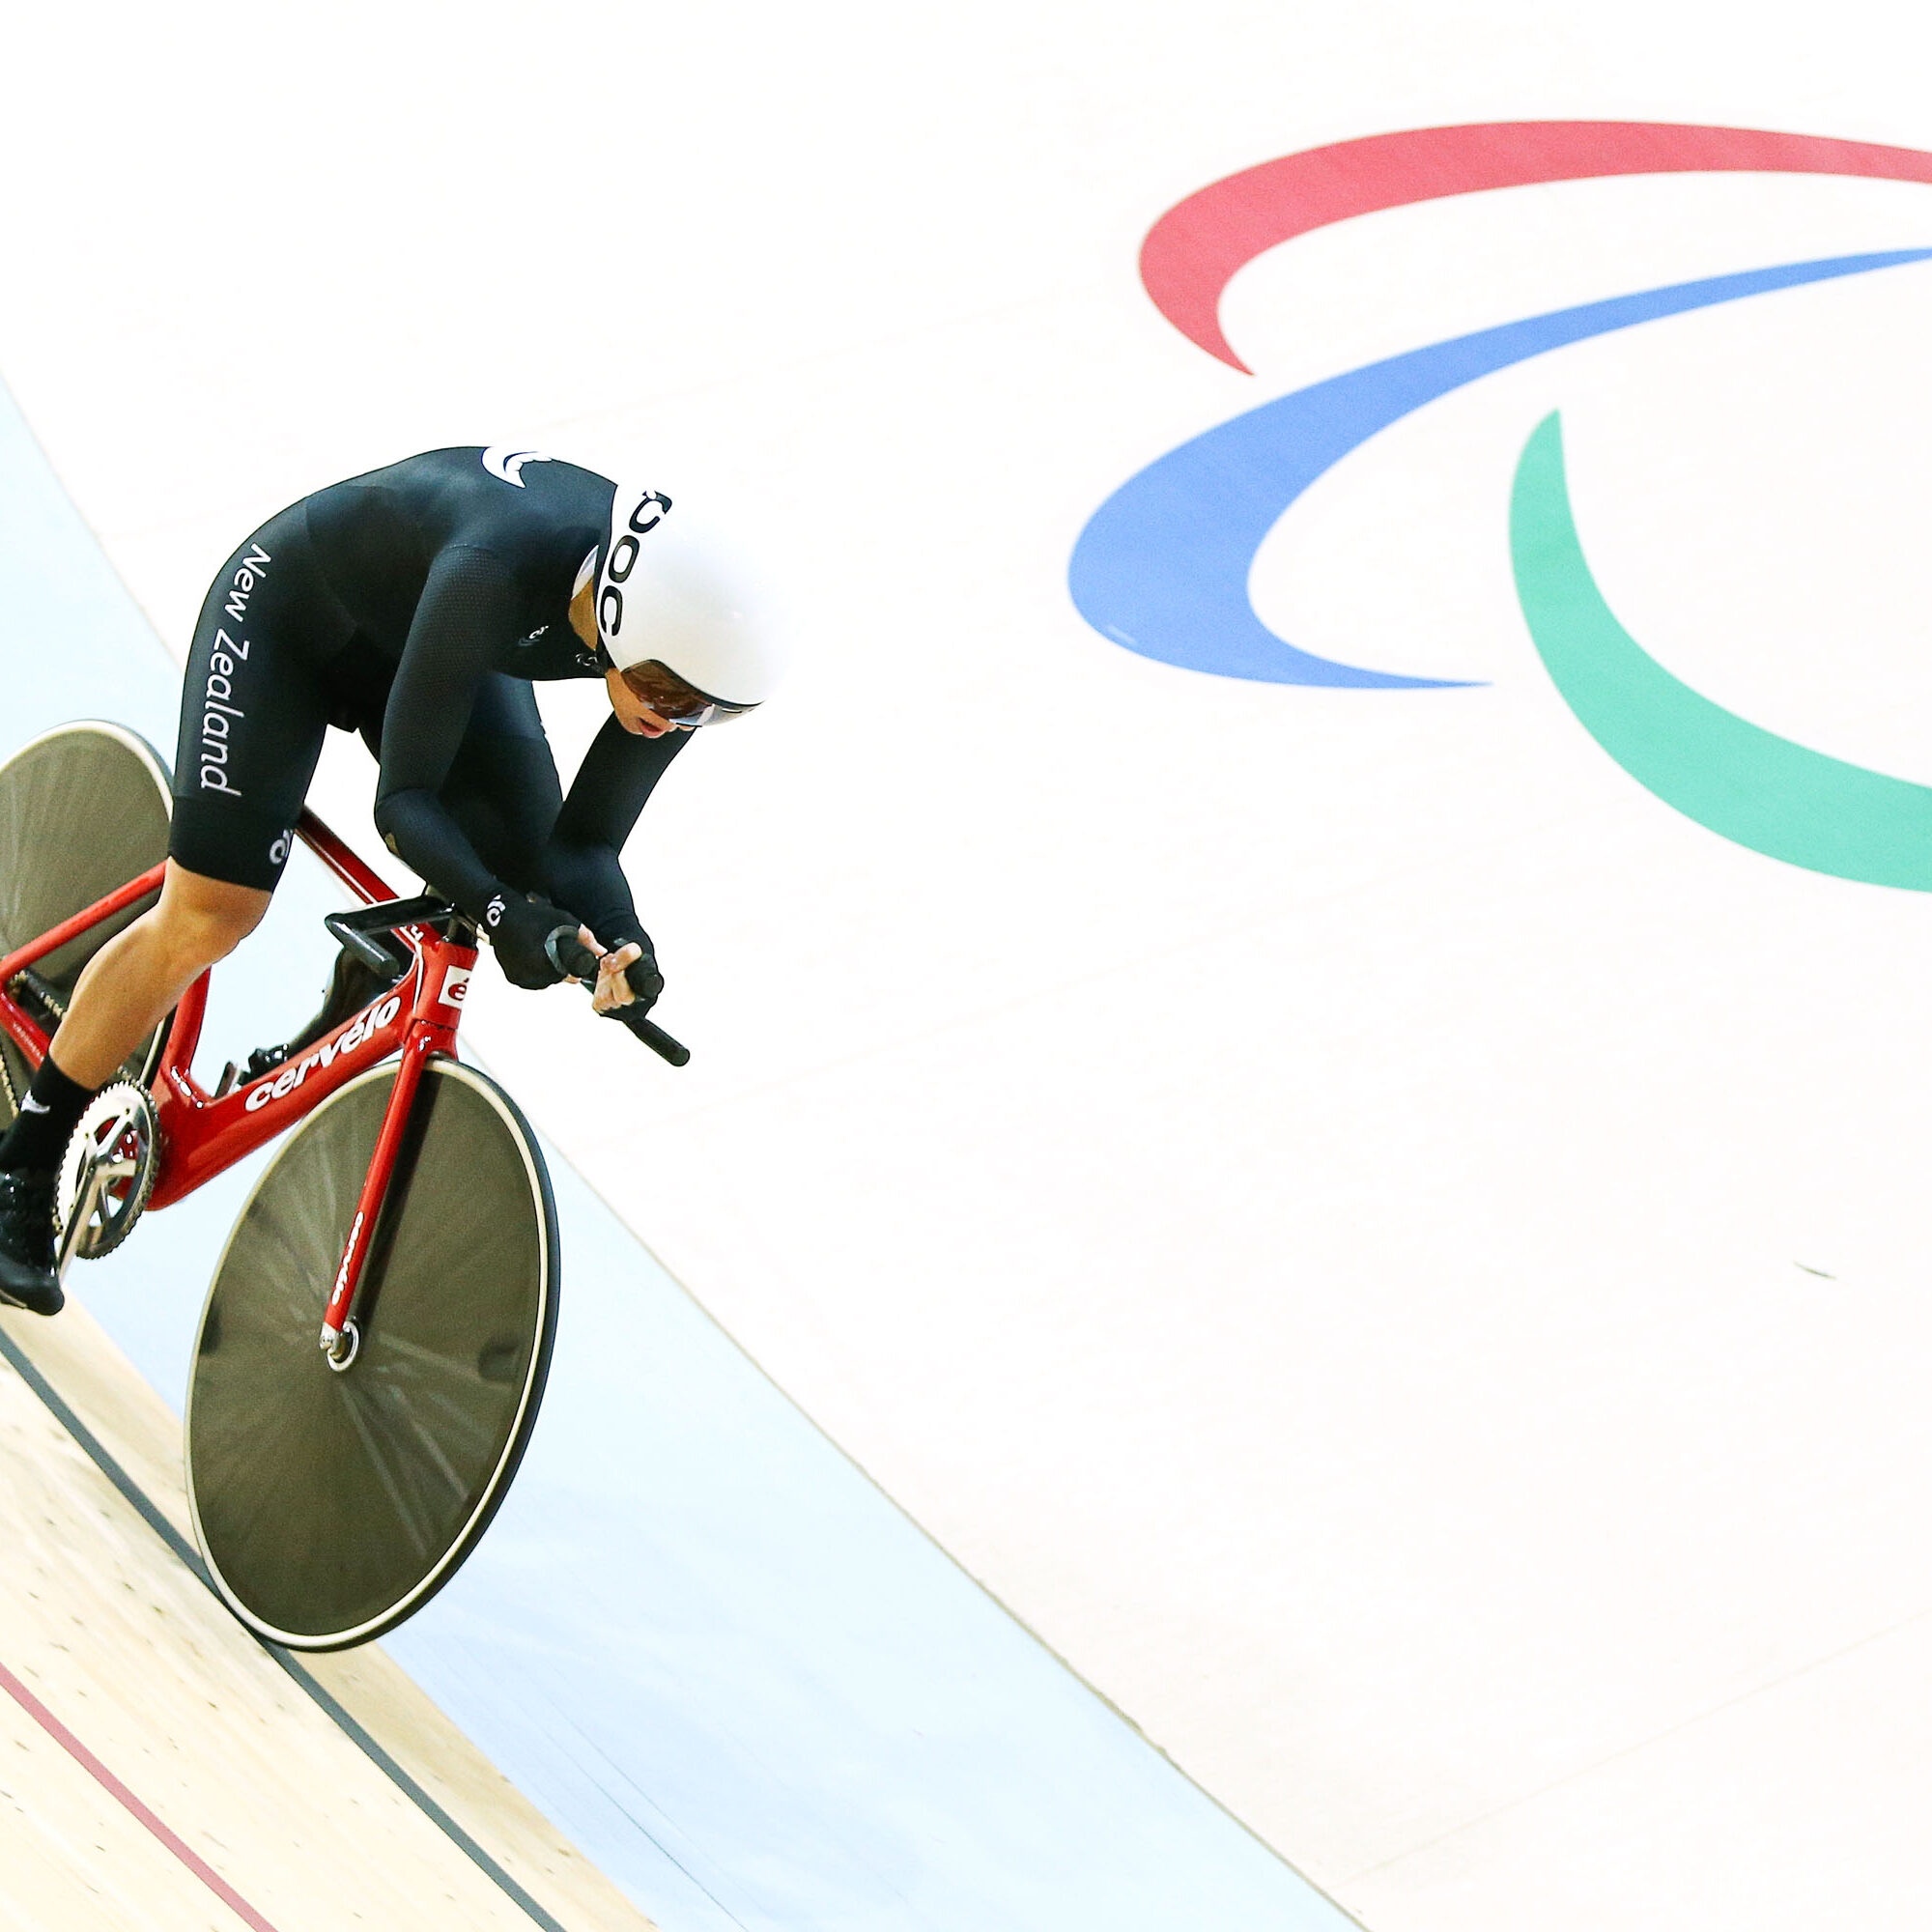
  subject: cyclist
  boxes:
[0,446,781,1316]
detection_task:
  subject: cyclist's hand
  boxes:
[590,941,640,1011]
[488,895,579,989]
[593,941,664,1015]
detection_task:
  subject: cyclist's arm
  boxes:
[371,545,526,923]
[540,716,689,950]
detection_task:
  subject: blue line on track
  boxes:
[1069,249,1932,688]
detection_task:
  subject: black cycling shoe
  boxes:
[0,1169,63,1318]
[240,1040,290,1083]
[239,942,407,1086]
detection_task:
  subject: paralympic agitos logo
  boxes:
[1070,123,1932,890]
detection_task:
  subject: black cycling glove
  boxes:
[618,946,665,1014]
[487,893,578,990]
[595,917,663,1014]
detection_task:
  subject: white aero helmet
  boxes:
[588,484,784,719]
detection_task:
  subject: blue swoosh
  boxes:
[1069,248,1932,689]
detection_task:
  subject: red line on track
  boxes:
[1141,121,1932,370]
[0,1657,280,1932]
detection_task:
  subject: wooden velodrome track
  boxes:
[0,1295,655,1932]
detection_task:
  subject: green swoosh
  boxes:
[1510,411,1932,889]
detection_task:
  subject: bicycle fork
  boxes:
[319,1023,451,1369]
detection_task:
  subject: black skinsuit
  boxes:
[169,445,683,957]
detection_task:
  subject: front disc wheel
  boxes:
[185,1056,559,1650]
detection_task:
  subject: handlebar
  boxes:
[325,895,462,971]
[544,930,691,1067]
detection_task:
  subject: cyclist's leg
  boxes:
[56,507,342,1089]
[0,509,343,1306]
[49,865,270,1088]
[164,503,350,912]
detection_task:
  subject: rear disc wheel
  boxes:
[0,721,174,1120]
[185,1056,559,1649]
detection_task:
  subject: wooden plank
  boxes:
[0,1298,655,1932]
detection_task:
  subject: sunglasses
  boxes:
[621,661,756,728]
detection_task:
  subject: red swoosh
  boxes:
[1142,121,1932,372]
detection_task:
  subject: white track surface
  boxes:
[9,5,1932,1925]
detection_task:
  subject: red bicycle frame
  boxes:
[0,808,476,1350]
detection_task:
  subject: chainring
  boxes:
[55,1080,160,1262]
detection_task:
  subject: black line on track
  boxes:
[0,1323,571,1932]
